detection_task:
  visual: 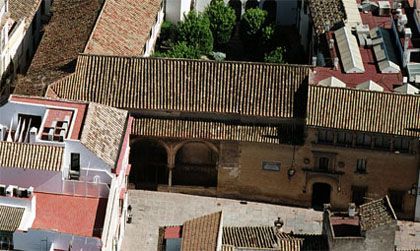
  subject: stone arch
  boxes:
[172,141,219,187]
[129,138,170,189]
[306,175,339,194]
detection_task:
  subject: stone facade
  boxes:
[130,126,419,220]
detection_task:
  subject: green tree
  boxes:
[264,47,285,64]
[153,42,201,59]
[205,0,236,46]
[178,11,214,54]
[240,8,267,43]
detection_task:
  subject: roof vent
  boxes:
[356,80,384,92]
[318,76,347,88]
[394,83,420,95]
[0,124,6,141]
[348,203,356,217]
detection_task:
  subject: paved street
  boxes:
[121,190,420,251]
[122,190,323,251]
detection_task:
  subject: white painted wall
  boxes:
[0,102,47,128]
[63,140,113,183]
[144,7,165,57]
[0,194,35,230]
[14,229,102,251]
[166,0,192,24]
[0,167,62,191]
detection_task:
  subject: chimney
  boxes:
[0,124,6,141]
[274,217,284,232]
[329,39,334,49]
[348,203,356,217]
[29,127,37,143]
[312,56,317,67]
[333,57,339,70]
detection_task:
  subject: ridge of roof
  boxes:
[47,54,311,119]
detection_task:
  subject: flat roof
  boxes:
[32,192,107,237]
[312,0,404,91]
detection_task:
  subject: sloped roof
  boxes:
[359,197,397,231]
[0,141,63,171]
[318,76,346,88]
[13,0,102,96]
[0,205,24,232]
[334,26,365,73]
[84,0,162,56]
[308,0,346,35]
[356,80,384,92]
[47,54,311,119]
[80,103,128,168]
[222,226,302,250]
[132,118,281,144]
[181,211,222,251]
[9,0,41,27]
[307,85,420,137]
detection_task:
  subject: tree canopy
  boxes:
[205,0,236,46]
[177,11,214,54]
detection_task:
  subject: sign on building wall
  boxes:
[262,161,281,171]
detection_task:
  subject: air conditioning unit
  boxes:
[47,128,54,141]
[6,185,16,197]
[378,1,391,16]
[0,184,6,196]
[29,127,37,143]
[18,187,28,198]
[27,186,34,197]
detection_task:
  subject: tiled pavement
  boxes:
[121,190,420,251]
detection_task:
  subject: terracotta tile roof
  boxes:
[13,0,102,96]
[0,141,63,171]
[307,85,420,137]
[9,0,41,26]
[359,197,397,231]
[47,54,311,119]
[80,103,127,168]
[132,118,282,143]
[32,192,107,237]
[0,205,24,232]
[181,211,222,251]
[222,226,302,250]
[84,0,162,56]
[308,0,346,35]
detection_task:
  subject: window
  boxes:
[319,157,329,170]
[394,137,410,153]
[318,130,334,144]
[356,133,371,147]
[262,161,280,171]
[356,159,367,173]
[70,153,80,172]
[389,190,404,212]
[337,132,353,146]
[374,135,391,150]
[352,186,367,206]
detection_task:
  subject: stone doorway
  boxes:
[311,183,331,210]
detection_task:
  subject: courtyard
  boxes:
[121,190,420,251]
